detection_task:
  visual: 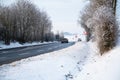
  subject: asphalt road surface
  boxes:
[0,42,75,65]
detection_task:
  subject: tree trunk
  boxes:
[112,0,117,15]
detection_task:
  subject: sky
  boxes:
[117,0,120,21]
[31,0,87,34]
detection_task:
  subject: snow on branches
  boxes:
[93,6,117,54]
[79,0,118,55]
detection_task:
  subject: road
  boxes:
[0,42,75,65]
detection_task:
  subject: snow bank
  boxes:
[74,44,120,80]
[0,41,55,50]
[0,42,90,80]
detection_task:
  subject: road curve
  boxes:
[0,42,75,65]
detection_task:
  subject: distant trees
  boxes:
[78,0,118,55]
[0,0,55,45]
[55,31,64,41]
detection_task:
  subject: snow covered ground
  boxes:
[74,46,120,80]
[0,41,120,80]
[0,42,90,80]
[0,41,56,50]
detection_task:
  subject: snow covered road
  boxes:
[1,41,120,80]
[0,42,75,65]
[0,42,90,80]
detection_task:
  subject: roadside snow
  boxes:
[74,44,120,80]
[0,41,56,50]
[0,42,90,80]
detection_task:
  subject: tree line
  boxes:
[78,0,118,55]
[0,0,63,45]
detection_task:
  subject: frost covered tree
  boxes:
[78,0,118,55]
[93,6,117,54]
[78,11,91,41]
[0,0,54,44]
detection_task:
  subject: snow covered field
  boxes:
[0,41,120,80]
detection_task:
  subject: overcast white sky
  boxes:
[117,0,120,21]
[31,0,87,34]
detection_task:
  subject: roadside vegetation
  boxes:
[78,0,118,55]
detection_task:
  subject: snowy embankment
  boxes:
[0,41,55,50]
[0,41,120,80]
[74,43,120,80]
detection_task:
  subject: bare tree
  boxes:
[0,0,54,44]
[0,7,12,45]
